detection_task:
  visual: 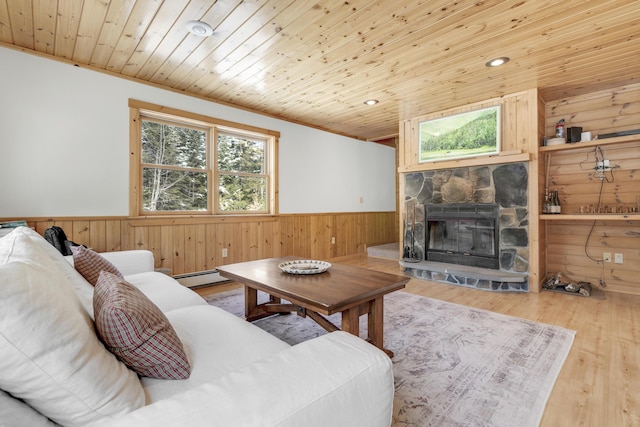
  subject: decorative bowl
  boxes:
[278,260,331,275]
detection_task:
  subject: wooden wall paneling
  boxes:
[157,225,172,271]
[310,215,333,260]
[195,223,207,271]
[519,89,542,291]
[171,225,185,274]
[181,224,195,273]
[10,212,395,276]
[536,90,548,289]
[204,223,216,270]
[259,221,268,260]
[293,215,307,258]
[213,222,226,267]
[147,225,162,270]
[88,220,106,253]
[545,83,640,138]
[33,219,52,235]
[502,95,519,152]
[345,213,360,257]
[368,211,396,247]
[105,220,121,252]
[133,223,148,252]
[249,221,261,261]
[120,220,134,251]
[65,220,85,245]
[308,216,320,260]
[238,222,249,261]
[546,220,640,294]
[547,141,640,215]
[279,215,293,256]
[338,214,352,257]
[287,216,297,257]
[224,223,236,264]
[267,220,281,259]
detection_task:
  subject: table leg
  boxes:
[368,296,390,356]
[244,286,258,319]
[341,307,360,338]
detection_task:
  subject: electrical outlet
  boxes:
[603,252,611,263]
[222,248,228,258]
[615,253,623,264]
[331,236,336,244]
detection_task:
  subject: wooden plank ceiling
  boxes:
[1,0,638,141]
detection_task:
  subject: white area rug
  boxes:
[206,290,575,427]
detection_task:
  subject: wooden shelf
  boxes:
[540,214,640,221]
[539,134,639,152]
[399,151,530,173]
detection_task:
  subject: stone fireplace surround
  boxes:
[402,162,529,292]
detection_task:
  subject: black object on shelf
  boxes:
[598,128,640,139]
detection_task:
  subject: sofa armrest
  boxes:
[89,331,394,427]
[98,250,155,276]
[65,250,156,276]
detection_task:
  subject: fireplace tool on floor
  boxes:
[403,201,420,263]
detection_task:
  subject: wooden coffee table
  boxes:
[216,256,409,357]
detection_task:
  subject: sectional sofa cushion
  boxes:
[0,389,57,427]
[125,271,208,312]
[0,234,145,427]
[94,271,192,380]
[73,245,123,285]
[141,304,291,402]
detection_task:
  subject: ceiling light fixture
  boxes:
[186,20,214,37]
[485,57,510,67]
[364,99,379,105]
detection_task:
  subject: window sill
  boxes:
[127,214,278,226]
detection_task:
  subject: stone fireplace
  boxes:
[402,162,529,291]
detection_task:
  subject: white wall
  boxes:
[0,47,396,217]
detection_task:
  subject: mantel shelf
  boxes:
[539,134,639,152]
[540,214,640,221]
[399,152,530,173]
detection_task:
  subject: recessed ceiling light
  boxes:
[364,99,379,105]
[486,57,510,67]
[186,20,214,37]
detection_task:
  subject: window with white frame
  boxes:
[130,100,278,216]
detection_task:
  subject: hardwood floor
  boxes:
[196,254,640,427]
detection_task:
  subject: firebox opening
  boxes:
[425,204,499,269]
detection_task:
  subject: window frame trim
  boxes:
[129,99,279,218]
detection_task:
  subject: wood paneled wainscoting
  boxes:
[5,212,396,276]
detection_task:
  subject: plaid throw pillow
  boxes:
[73,246,123,285]
[93,271,191,380]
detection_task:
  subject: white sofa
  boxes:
[0,227,394,426]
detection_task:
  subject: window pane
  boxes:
[142,168,208,211]
[218,175,266,212]
[217,133,265,173]
[142,120,207,168]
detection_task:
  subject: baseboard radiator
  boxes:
[173,269,229,288]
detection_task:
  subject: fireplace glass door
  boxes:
[424,204,499,269]
[428,219,495,257]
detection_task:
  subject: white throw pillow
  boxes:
[0,234,145,427]
[1,226,97,317]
